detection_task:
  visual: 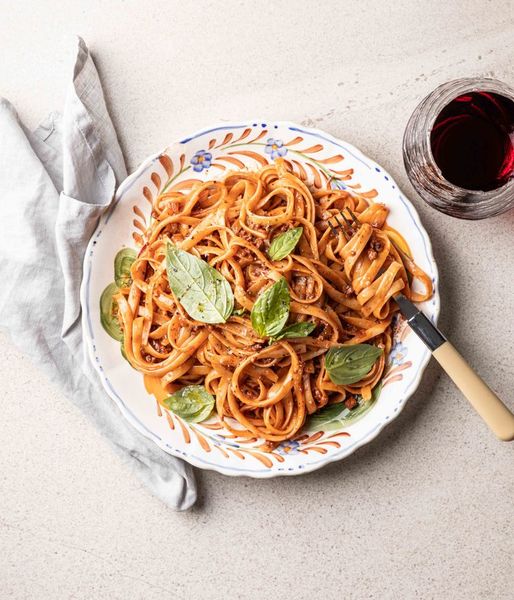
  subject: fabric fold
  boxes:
[0,37,197,510]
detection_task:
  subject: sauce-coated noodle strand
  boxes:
[115,160,432,445]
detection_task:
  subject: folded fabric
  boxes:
[0,37,196,510]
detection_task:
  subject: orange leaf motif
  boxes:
[285,136,303,146]
[159,154,174,177]
[318,154,344,165]
[217,133,234,147]
[299,144,323,153]
[216,156,246,169]
[151,172,161,190]
[229,150,268,166]
[143,186,153,203]
[236,128,252,142]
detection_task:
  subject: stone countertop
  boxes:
[1,2,513,598]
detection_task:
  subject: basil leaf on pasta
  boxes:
[251,277,290,338]
[325,344,383,385]
[100,282,123,341]
[114,248,137,288]
[271,321,315,341]
[370,381,383,404]
[307,402,345,429]
[163,385,214,423]
[120,337,129,362]
[166,243,234,324]
[307,382,383,431]
[268,227,303,261]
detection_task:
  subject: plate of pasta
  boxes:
[81,121,439,476]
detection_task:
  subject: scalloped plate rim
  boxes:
[80,120,440,478]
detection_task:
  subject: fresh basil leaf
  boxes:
[272,321,315,341]
[268,226,303,261]
[166,243,234,324]
[325,344,383,385]
[232,307,247,317]
[120,337,129,362]
[307,382,383,431]
[114,248,137,288]
[100,282,123,341]
[250,277,290,337]
[321,419,346,431]
[370,381,383,403]
[341,382,383,423]
[163,385,215,423]
[307,403,346,429]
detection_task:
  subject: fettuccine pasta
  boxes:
[114,159,432,446]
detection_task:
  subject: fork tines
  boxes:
[347,208,360,227]
[329,207,361,241]
[327,219,341,237]
[332,214,351,240]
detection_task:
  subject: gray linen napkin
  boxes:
[0,37,196,510]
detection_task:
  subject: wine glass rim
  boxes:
[423,78,514,203]
[403,77,514,218]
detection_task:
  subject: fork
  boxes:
[329,208,514,441]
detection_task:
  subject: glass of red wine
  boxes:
[403,78,514,219]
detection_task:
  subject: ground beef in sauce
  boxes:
[237,228,268,251]
[313,389,324,402]
[367,236,385,261]
[370,236,384,252]
[242,387,259,399]
[343,322,358,337]
[273,223,292,235]
[149,338,169,353]
[344,396,358,410]
[314,322,333,340]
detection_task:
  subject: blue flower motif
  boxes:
[264,138,288,159]
[276,439,300,455]
[330,178,347,190]
[190,149,212,172]
[389,341,408,366]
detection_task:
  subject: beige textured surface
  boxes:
[1,2,514,599]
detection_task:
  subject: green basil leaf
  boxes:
[307,403,347,429]
[307,381,383,431]
[163,385,215,423]
[250,277,290,337]
[321,419,346,431]
[325,344,383,385]
[166,243,234,324]
[268,226,303,261]
[114,248,137,288]
[100,282,123,341]
[370,381,383,403]
[120,337,129,362]
[272,321,315,341]
[232,307,247,317]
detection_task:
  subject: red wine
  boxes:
[430,91,514,191]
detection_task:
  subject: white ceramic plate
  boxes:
[81,121,439,477]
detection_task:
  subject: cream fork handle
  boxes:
[432,341,514,441]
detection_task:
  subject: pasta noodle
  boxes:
[114,159,432,446]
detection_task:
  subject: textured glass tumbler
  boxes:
[403,78,514,219]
